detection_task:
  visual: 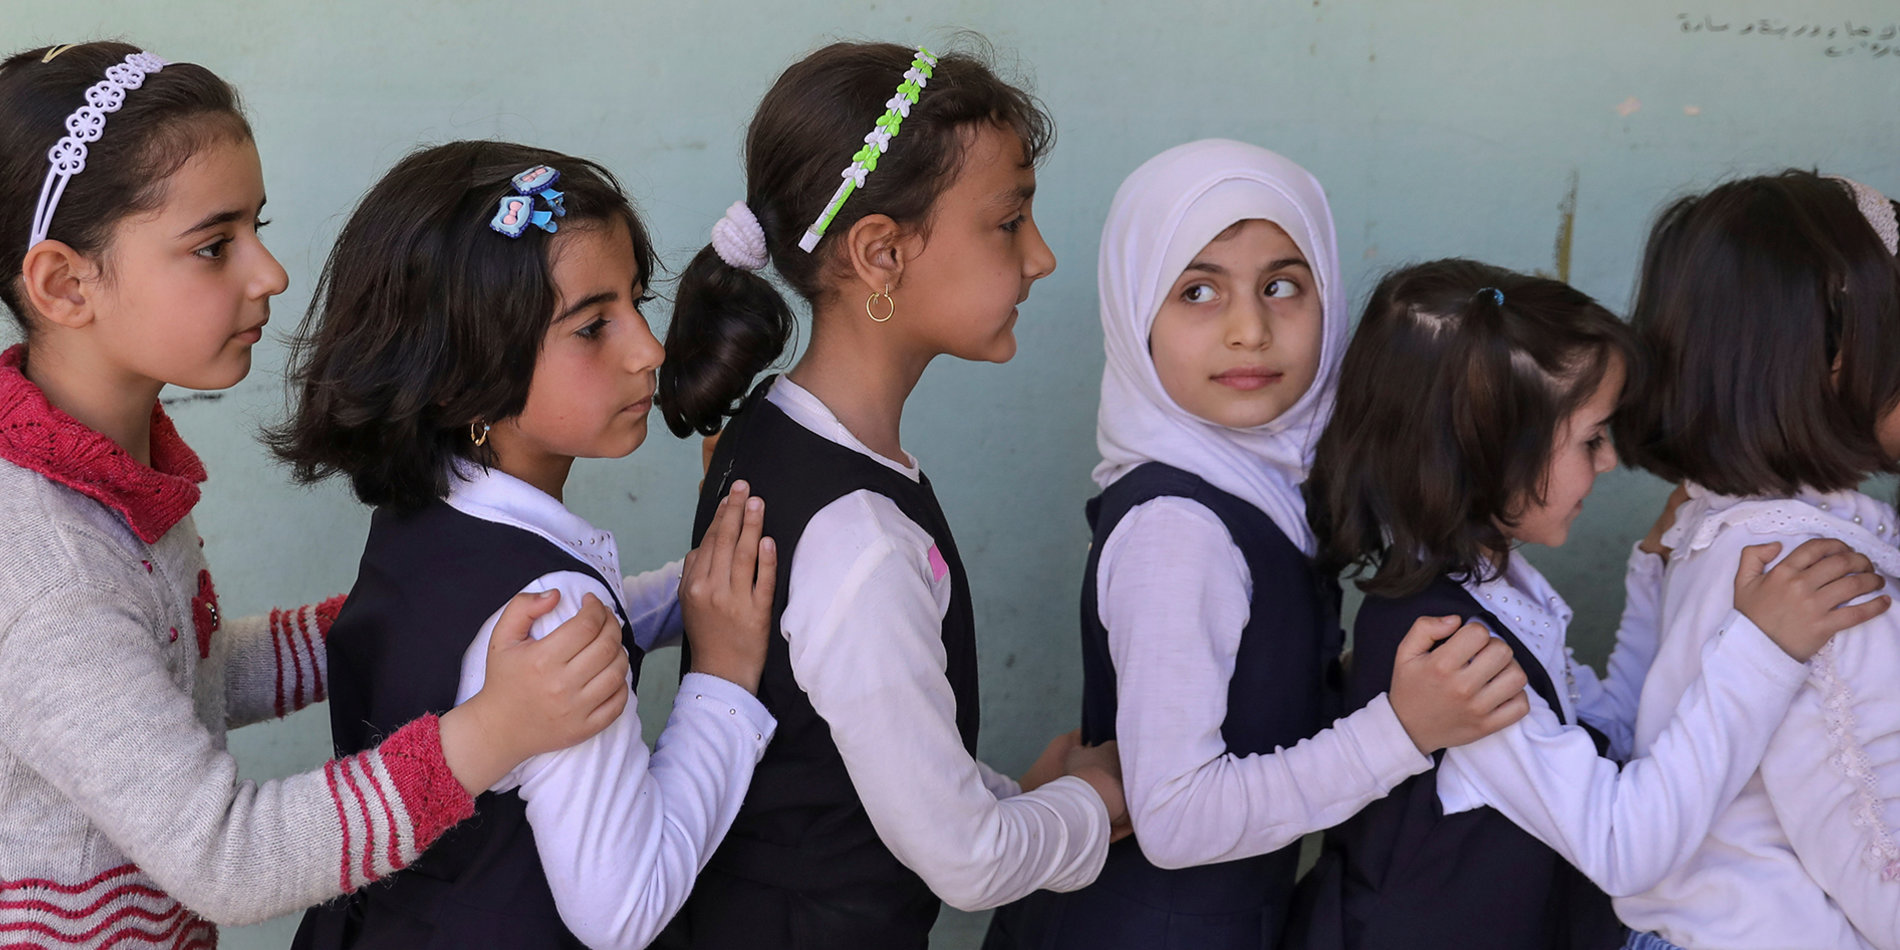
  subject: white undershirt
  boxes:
[445,462,776,950]
[1095,496,1431,869]
[1617,486,1900,950]
[765,376,1110,912]
[1433,542,1810,900]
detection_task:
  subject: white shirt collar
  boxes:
[764,375,922,482]
[444,459,623,587]
[1460,551,1578,717]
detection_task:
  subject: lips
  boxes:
[233,320,267,344]
[624,394,654,415]
[1212,367,1282,391]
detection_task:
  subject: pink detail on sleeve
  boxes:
[373,715,475,857]
[314,594,345,640]
[927,544,949,582]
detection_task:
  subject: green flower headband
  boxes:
[797,48,938,253]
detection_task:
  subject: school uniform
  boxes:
[989,140,1431,950]
[657,376,1108,950]
[1288,548,1811,950]
[1617,485,1900,950]
[297,463,774,950]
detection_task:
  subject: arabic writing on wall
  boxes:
[1678,14,1900,58]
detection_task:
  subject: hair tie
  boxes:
[27,50,167,249]
[1477,287,1505,306]
[797,48,938,253]
[1828,176,1899,256]
[711,201,770,271]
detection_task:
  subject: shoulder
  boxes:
[1356,577,1467,649]
[802,488,933,562]
[0,460,147,608]
[1099,497,1244,585]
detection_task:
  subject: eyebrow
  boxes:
[991,182,1036,210]
[1181,257,1311,277]
[177,198,267,239]
[555,290,618,323]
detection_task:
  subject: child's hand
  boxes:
[1064,739,1131,841]
[1735,539,1890,662]
[1639,482,1692,560]
[440,590,631,795]
[1019,728,1082,793]
[1389,615,1531,755]
[682,480,776,694]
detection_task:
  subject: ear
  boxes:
[840,213,909,294]
[18,240,98,330]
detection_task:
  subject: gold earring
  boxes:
[470,421,490,446]
[866,283,895,323]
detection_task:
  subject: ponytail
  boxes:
[659,243,796,436]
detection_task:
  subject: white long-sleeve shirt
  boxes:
[1433,544,1810,898]
[1095,496,1431,869]
[1616,486,1900,950]
[766,377,1110,912]
[445,463,776,950]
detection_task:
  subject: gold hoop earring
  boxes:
[470,421,490,446]
[866,283,895,324]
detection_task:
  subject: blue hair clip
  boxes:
[489,165,566,238]
[1478,287,1505,306]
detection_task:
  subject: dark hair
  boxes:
[659,39,1054,436]
[0,41,250,335]
[1614,170,1900,496]
[266,140,655,510]
[1307,259,1643,598]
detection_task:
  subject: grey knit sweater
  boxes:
[0,346,475,949]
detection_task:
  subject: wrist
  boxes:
[689,652,763,694]
[438,698,519,796]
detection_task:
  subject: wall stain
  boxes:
[1539,170,1579,284]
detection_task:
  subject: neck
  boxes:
[787,300,931,464]
[488,443,574,503]
[22,342,161,466]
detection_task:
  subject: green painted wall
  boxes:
[8,2,1898,945]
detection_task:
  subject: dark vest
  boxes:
[655,377,979,950]
[984,462,1343,950]
[294,500,641,950]
[1283,573,1625,950]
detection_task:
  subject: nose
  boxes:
[1597,441,1619,473]
[1226,298,1273,350]
[252,240,289,299]
[1022,214,1056,282]
[626,309,664,376]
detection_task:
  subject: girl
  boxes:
[653,42,1125,949]
[1612,171,1900,950]
[271,141,779,950]
[985,139,1539,950]
[1287,258,1884,950]
[0,42,629,948]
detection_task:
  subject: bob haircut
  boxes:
[267,140,654,511]
[1308,258,1643,598]
[1614,170,1900,497]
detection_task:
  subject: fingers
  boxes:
[1457,637,1518,686]
[1470,659,1529,713]
[703,481,751,582]
[1429,621,1495,670]
[1393,615,1462,663]
[753,537,778,608]
[1482,691,1532,731]
[1823,595,1893,633]
[1817,568,1887,606]
[1735,542,1784,584]
[535,594,612,665]
[1777,538,1850,573]
[489,589,561,648]
[732,494,765,588]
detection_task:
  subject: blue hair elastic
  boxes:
[488,165,568,238]
[1477,287,1505,306]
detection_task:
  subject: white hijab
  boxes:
[1092,139,1348,555]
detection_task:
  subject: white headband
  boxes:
[28,50,168,250]
[1829,175,1899,256]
